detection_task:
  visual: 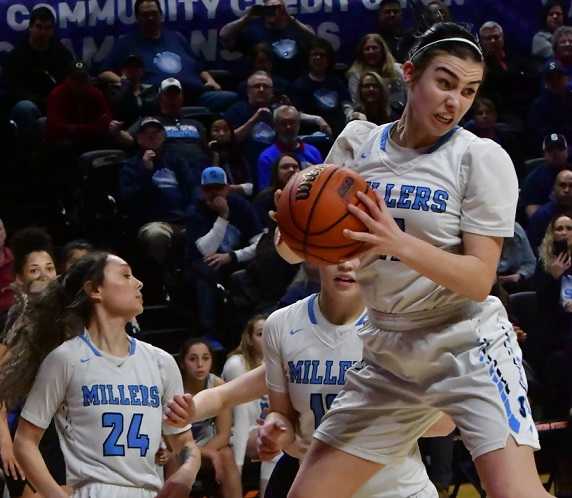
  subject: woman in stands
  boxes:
[350,72,393,125]
[179,338,243,498]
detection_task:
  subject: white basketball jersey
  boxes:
[326,121,518,315]
[264,295,434,498]
[21,332,190,493]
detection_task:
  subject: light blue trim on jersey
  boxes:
[380,122,460,154]
[80,332,103,357]
[308,294,319,325]
[308,293,369,327]
[80,331,137,357]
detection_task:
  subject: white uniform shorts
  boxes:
[314,297,540,464]
[72,483,156,498]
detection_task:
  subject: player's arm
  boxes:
[165,365,268,427]
[159,430,201,498]
[201,378,233,452]
[346,192,503,302]
[14,419,67,498]
[257,389,297,461]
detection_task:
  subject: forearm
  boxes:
[200,71,216,85]
[265,411,295,448]
[396,233,496,301]
[235,233,263,263]
[195,218,228,256]
[172,441,201,488]
[288,17,316,40]
[202,432,230,452]
[220,17,250,48]
[14,438,65,498]
[234,117,258,143]
[0,406,11,443]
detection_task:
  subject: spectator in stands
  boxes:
[59,239,95,273]
[46,61,112,150]
[5,7,74,144]
[120,117,199,285]
[98,0,236,111]
[552,25,572,88]
[528,61,572,155]
[106,54,158,127]
[522,133,570,218]
[532,0,567,62]
[119,78,208,167]
[219,0,316,80]
[178,338,243,498]
[376,0,411,63]
[479,21,539,127]
[257,105,322,191]
[222,316,267,486]
[527,168,572,252]
[0,219,14,318]
[464,97,524,180]
[254,153,301,228]
[238,43,291,98]
[497,222,537,294]
[292,38,352,136]
[209,118,253,197]
[349,71,392,125]
[346,34,406,113]
[534,214,572,417]
[186,167,263,340]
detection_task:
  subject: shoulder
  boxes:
[223,354,246,371]
[42,336,85,367]
[327,120,381,161]
[135,340,178,369]
[266,295,311,331]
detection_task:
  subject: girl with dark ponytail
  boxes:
[279,22,554,498]
[0,252,200,498]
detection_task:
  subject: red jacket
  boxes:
[46,80,112,144]
[0,247,15,313]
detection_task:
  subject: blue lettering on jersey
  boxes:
[431,190,449,213]
[396,185,416,209]
[82,384,160,407]
[288,360,356,385]
[367,182,450,213]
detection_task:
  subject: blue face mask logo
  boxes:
[252,122,276,143]
[272,39,298,60]
[314,89,338,109]
[560,274,572,312]
[152,168,178,189]
[153,51,182,74]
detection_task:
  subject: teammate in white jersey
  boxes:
[165,259,456,498]
[0,252,200,498]
[277,22,552,498]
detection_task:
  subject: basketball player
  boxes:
[274,22,551,498]
[0,252,200,498]
[166,258,456,498]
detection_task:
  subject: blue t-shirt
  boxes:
[223,101,276,144]
[257,141,323,190]
[520,163,558,207]
[237,20,309,79]
[100,29,205,94]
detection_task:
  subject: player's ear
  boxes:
[402,61,415,85]
[83,280,102,303]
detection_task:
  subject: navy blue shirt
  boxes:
[521,163,559,208]
[100,29,206,95]
[120,150,200,225]
[528,89,572,155]
[237,19,310,80]
[186,194,262,262]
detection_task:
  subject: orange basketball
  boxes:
[275,164,377,265]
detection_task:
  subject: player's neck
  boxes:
[86,317,131,357]
[393,111,439,150]
[318,291,363,326]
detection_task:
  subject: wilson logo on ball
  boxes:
[337,177,355,199]
[296,165,327,200]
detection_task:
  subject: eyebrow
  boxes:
[435,66,482,85]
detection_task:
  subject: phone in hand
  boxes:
[553,238,568,256]
[251,4,278,16]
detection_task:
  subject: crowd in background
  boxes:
[1,0,572,497]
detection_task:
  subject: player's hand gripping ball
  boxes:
[275,164,378,265]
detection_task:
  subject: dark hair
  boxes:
[9,227,55,276]
[473,96,496,114]
[178,338,215,374]
[408,22,483,77]
[309,38,336,72]
[134,0,162,16]
[270,153,302,190]
[60,239,95,271]
[357,71,391,124]
[0,251,110,408]
[541,0,568,29]
[30,6,55,26]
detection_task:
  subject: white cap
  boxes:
[160,77,182,93]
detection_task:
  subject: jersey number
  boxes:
[102,413,150,457]
[310,393,337,428]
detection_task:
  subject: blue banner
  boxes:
[0,0,569,69]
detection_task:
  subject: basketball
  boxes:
[275,164,378,265]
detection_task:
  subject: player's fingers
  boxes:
[269,210,277,222]
[15,461,25,481]
[356,191,383,220]
[168,399,190,419]
[343,228,381,246]
[347,204,378,232]
[273,189,283,209]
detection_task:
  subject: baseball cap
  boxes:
[543,133,568,151]
[138,116,165,132]
[160,77,182,93]
[201,166,228,186]
[543,60,565,77]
